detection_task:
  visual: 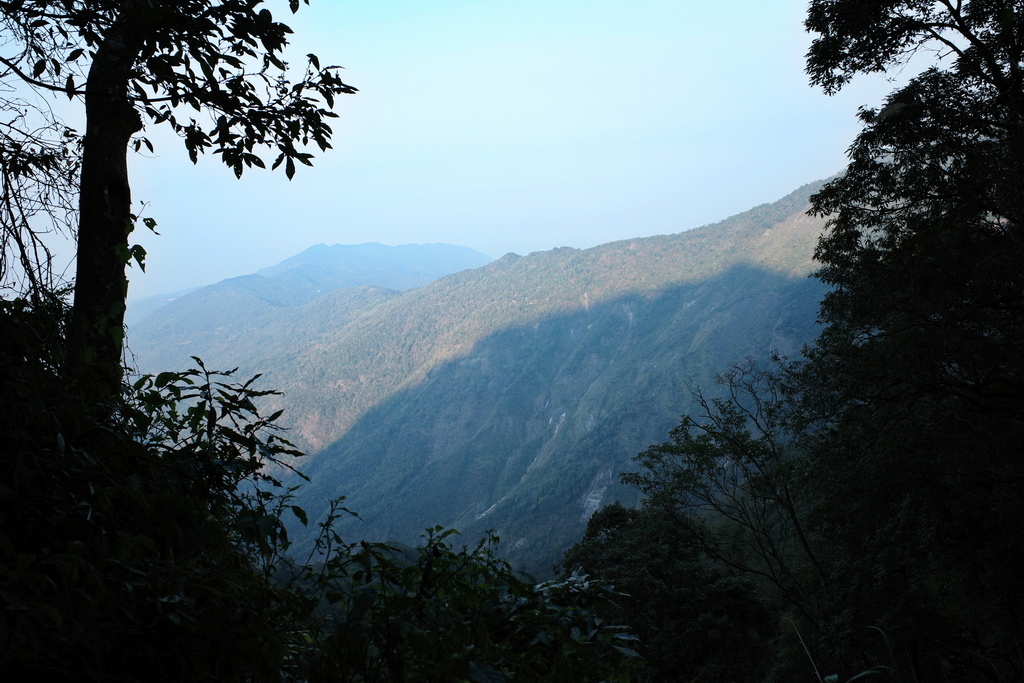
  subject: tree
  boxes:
[797,1,1024,678]
[622,363,823,629]
[307,528,640,683]
[0,95,79,300]
[0,0,356,393]
[558,502,775,683]
[805,0,1024,415]
[0,297,315,680]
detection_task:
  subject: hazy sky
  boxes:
[123,0,895,299]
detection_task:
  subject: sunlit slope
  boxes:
[126,242,492,376]
[280,181,829,573]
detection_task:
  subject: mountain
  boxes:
[125,286,201,327]
[128,182,830,576]
[256,242,495,293]
[125,242,493,370]
[276,183,830,575]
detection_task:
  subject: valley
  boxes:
[127,180,829,575]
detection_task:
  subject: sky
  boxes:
[121,0,898,299]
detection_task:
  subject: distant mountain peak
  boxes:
[255,242,493,281]
[126,242,493,329]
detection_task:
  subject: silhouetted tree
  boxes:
[0,0,356,393]
[799,2,1024,677]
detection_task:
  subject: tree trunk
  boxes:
[69,8,145,397]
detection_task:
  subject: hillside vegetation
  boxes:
[127,242,492,372]
[131,181,829,574]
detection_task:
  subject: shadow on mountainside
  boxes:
[288,264,827,577]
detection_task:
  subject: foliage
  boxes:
[806,0,1024,98]
[623,363,824,627]
[0,295,309,681]
[559,502,774,683]
[304,527,640,683]
[799,0,1024,678]
[0,96,78,298]
[0,0,355,178]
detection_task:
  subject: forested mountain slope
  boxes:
[126,242,492,371]
[252,181,831,574]
[129,182,828,574]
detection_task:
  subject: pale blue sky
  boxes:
[125,0,894,299]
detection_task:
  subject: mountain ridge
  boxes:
[255,180,826,449]
[126,241,494,368]
[128,180,831,574]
